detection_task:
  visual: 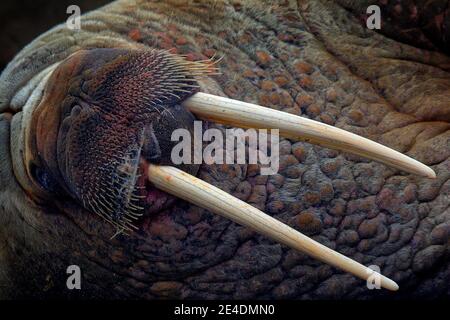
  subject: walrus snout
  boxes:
[20,48,215,231]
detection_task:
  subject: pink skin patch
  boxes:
[145,188,176,214]
[137,157,177,216]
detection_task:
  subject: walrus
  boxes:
[0,0,449,299]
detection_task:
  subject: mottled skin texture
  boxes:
[0,0,449,299]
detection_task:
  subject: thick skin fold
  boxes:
[147,164,399,291]
[183,92,436,179]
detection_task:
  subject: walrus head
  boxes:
[17,48,211,232]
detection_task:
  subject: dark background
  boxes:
[0,0,110,72]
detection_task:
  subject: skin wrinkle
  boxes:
[298,10,404,125]
[336,0,450,54]
[242,11,306,114]
[0,0,448,299]
[300,2,450,122]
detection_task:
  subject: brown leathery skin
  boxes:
[0,0,449,299]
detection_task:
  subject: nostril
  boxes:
[141,123,162,163]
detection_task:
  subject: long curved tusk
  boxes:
[147,164,399,291]
[182,92,436,179]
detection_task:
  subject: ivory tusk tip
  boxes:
[381,276,399,291]
[425,168,437,179]
[414,164,436,179]
[391,282,400,291]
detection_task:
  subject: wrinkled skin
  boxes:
[0,0,449,299]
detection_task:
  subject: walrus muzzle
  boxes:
[23,48,207,230]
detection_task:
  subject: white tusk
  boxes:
[182,92,436,179]
[147,164,399,291]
